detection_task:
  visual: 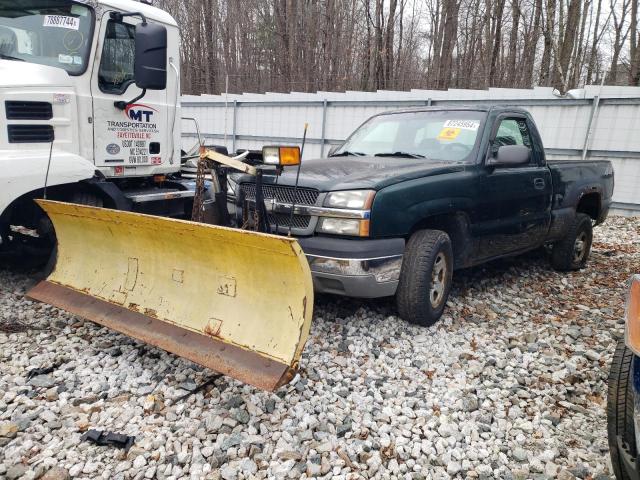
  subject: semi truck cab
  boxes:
[0,0,189,251]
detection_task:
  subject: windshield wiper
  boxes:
[330,151,366,157]
[374,151,425,158]
[0,54,24,62]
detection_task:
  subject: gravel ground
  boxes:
[1,216,639,480]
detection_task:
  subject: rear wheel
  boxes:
[550,213,593,271]
[396,230,453,327]
[608,339,638,479]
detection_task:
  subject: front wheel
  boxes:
[396,230,453,327]
[608,339,639,479]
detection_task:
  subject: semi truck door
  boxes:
[90,13,168,177]
[474,116,552,259]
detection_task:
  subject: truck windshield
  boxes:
[333,110,486,163]
[0,0,93,75]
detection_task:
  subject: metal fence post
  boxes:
[320,99,328,157]
[582,95,599,160]
[232,100,238,153]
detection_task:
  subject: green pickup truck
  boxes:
[233,106,614,326]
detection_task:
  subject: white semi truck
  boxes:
[0,0,316,392]
[0,0,197,255]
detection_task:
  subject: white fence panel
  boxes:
[181,86,640,212]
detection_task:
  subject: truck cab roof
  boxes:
[376,105,531,116]
[97,0,178,27]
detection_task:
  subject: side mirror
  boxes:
[488,145,530,167]
[135,23,167,90]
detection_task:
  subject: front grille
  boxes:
[8,125,54,143]
[5,101,53,120]
[267,212,311,229]
[240,183,319,205]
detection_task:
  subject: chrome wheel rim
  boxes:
[573,231,588,263]
[430,252,447,308]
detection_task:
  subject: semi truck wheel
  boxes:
[608,339,638,480]
[550,213,593,271]
[396,229,453,327]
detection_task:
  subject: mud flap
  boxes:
[27,200,313,391]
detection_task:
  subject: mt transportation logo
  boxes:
[124,104,157,123]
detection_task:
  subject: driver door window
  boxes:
[494,118,532,148]
[98,20,135,94]
[491,118,533,166]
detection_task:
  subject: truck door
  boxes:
[473,115,552,260]
[90,13,167,177]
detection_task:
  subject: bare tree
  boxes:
[159,0,639,95]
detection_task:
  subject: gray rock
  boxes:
[6,464,28,480]
[585,350,601,362]
[557,469,577,480]
[29,375,56,388]
[265,399,276,413]
[461,394,479,412]
[240,458,257,475]
[227,395,244,409]
[337,417,352,437]
[178,379,197,391]
[221,432,243,450]
[235,409,250,424]
[41,467,71,480]
[220,465,237,480]
[447,461,461,476]
[512,448,528,462]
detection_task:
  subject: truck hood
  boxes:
[262,156,466,191]
[0,60,72,88]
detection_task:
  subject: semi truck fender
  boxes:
[0,149,96,219]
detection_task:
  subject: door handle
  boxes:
[533,178,546,190]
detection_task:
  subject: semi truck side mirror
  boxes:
[135,23,167,90]
[488,145,530,167]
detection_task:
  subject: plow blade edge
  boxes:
[27,200,313,391]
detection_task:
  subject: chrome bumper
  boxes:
[306,254,403,298]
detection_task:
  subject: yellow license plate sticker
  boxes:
[437,127,461,141]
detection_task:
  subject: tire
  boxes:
[607,339,638,479]
[396,229,453,327]
[551,213,593,271]
[42,192,103,276]
[71,192,103,208]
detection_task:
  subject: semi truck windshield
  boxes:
[0,0,93,75]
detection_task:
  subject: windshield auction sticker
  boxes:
[443,120,480,131]
[43,15,80,30]
[437,127,461,141]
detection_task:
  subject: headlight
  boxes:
[317,218,370,237]
[625,274,640,354]
[324,190,375,209]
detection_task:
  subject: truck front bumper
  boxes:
[297,237,405,298]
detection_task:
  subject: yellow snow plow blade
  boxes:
[27,200,313,391]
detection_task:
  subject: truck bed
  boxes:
[547,158,614,225]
